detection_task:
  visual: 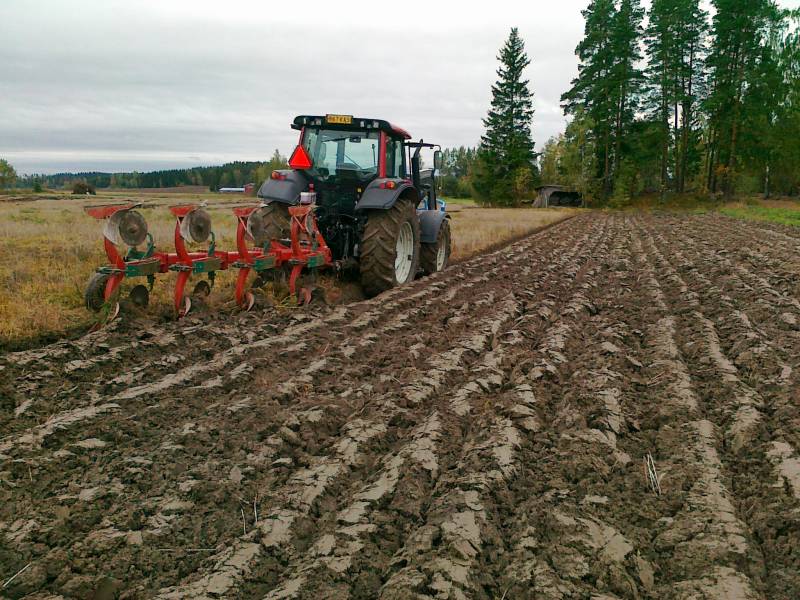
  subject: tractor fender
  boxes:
[355,179,418,211]
[418,209,451,244]
[257,169,308,205]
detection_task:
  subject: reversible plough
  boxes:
[84,192,331,321]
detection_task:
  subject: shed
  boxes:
[534,185,583,208]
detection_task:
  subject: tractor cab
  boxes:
[288,115,442,210]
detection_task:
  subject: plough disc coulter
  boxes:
[84,200,332,322]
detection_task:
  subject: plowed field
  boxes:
[2,212,800,599]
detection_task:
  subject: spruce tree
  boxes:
[474,27,536,205]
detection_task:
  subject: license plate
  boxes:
[326,114,352,125]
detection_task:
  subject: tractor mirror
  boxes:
[433,150,443,170]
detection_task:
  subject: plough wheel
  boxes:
[85,273,110,312]
[193,280,211,297]
[129,284,150,308]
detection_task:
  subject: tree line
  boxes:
[12,151,287,192]
[547,0,800,204]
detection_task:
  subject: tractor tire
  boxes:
[420,219,451,275]
[360,199,420,297]
[258,202,291,244]
[85,273,111,312]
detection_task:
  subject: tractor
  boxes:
[253,114,452,296]
[83,114,450,320]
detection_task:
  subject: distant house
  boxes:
[219,183,256,195]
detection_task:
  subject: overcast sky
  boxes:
[1,0,798,174]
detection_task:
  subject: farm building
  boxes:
[533,185,583,208]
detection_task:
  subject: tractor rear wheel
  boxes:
[420,219,451,275]
[360,199,420,297]
[250,202,291,246]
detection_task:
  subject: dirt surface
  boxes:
[1,212,800,599]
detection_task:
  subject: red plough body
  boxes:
[85,201,333,321]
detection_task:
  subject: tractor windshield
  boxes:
[302,128,380,181]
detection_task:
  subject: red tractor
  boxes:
[255,114,452,296]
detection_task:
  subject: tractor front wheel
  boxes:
[360,199,420,297]
[420,219,451,275]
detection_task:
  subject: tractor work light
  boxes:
[289,145,313,170]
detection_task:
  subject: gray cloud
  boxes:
[2,0,796,174]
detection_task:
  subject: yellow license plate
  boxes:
[326,114,353,125]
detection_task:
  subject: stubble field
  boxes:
[1,212,800,599]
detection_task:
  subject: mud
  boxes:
[1,213,799,599]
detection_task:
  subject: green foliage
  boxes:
[610,159,642,207]
[71,181,96,195]
[719,204,800,227]
[0,159,17,188]
[439,146,477,198]
[475,28,538,206]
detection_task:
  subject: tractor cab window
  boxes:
[302,128,379,181]
[384,138,405,178]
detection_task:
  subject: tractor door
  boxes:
[407,143,443,211]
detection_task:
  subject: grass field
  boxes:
[718,199,800,227]
[0,191,575,348]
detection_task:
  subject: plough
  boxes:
[84,191,331,321]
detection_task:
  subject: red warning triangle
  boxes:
[289,145,313,170]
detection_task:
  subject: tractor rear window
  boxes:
[302,128,379,180]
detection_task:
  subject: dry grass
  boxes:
[448,206,577,259]
[0,192,576,348]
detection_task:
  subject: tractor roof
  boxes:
[292,115,411,140]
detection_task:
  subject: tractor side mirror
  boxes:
[433,150,443,171]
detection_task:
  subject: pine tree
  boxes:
[474,27,537,205]
[705,0,782,197]
[609,0,645,186]
[562,0,617,196]
[645,0,707,196]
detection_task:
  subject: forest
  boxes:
[14,151,287,193]
[546,0,800,204]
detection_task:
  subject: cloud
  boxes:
[8,0,795,174]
